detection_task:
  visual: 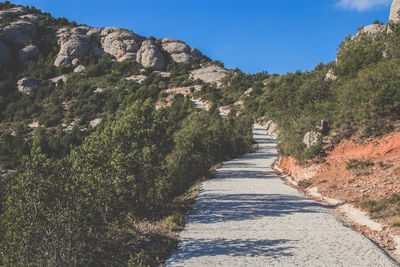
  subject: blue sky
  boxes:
[4,0,393,74]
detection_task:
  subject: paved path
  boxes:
[167,124,398,266]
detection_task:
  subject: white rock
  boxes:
[0,7,28,18]
[136,40,166,70]
[101,30,144,61]
[356,24,385,38]
[89,118,102,128]
[325,69,337,81]
[390,0,400,23]
[17,77,41,95]
[0,20,36,45]
[28,121,39,128]
[74,65,86,73]
[162,38,203,63]
[303,131,320,147]
[87,27,104,36]
[54,33,91,66]
[154,71,171,77]
[18,45,39,66]
[19,14,39,21]
[48,74,67,84]
[93,88,104,93]
[126,74,147,84]
[190,65,229,84]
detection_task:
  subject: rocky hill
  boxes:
[0,1,231,171]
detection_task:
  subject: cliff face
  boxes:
[390,0,400,22]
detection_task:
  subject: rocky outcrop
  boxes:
[325,69,337,81]
[161,38,203,63]
[19,45,39,66]
[264,120,279,139]
[390,0,400,23]
[0,20,36,45]
[190,65,228,84]
[0,41,10,69]
[136,40,166,70]
[54,27,104,66]
[54,28,91,66]
[0,6,28,18]
[89,118,102,128]
[101,28,145,61]
[126,74,147,84]
[303,131,320,147]
[48,75,67,84]
[356,24,386,38]
[87,27,103,36]
[74,65,86,73]
[19,14,39,21]
[17,77,41,95]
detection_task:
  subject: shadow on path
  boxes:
[188,193,325,224]
[172,238,295,261]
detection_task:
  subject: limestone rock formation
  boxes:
[264,120,279,139]
[54,28,91,66]
[126,74,147,84]
[325,69,337,81]
[54,27,104,66]
[101,29,145,61]
[190,65,228,84]
[0,20,36,45]
[17,77,41,95]
[89,118,102,128]
[48,75,67,84]
[19,45,39,66]
[74,65,86,73]
[356,24,386,38]
[303,131,320,147]
[19,14,39,21]
[136,40,166,70]
[0,41,10,69]
[161,38,203,63]
[0,6,28,18]
[390,0,400,22]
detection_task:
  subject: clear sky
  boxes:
[4,0,393,74]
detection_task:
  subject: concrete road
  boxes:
[166,124,398,266]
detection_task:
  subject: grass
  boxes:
[360,194,400,218]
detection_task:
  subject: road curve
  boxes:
[166,124,398,266]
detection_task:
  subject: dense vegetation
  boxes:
[0,2,254,265]
[195,21,400,161]
[1,96,252,265]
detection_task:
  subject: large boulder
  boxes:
[17,77,41,95]
[190,65,229,84]
[19,45,39,66]
[0,20,36,45]
[54,34,91,66]
[136,40,166,70]
[303,131,320,148]
[0,41,10,69]
[101,29,145,61]
[54,27,104,66]
[390,0,400,23]
[161,38,203,63]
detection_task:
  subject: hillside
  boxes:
[2,0,400,265]
[0,1,254,266]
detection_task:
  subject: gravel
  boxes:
[166,124,398,266]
